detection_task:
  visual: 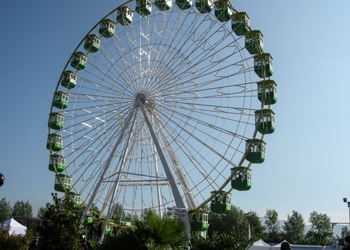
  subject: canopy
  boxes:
[0,218,27,236]
[249,239,271,250]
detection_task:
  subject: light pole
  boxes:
[343,198,350,230]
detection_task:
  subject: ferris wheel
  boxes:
[47,0,277,240]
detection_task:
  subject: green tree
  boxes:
[110,203,125,221]
[283,210,305,244]
[37,194,82,250]
[192,206,252,249]
[12,200,33,218]
[0,198,12,221]
[245,210,265,241]
[99,210,186,250]
[36,206,47,219]
[305,211,333,245]
[264,209,282,243]
[190,231,251,250]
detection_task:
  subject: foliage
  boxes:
[0,228,33,250]
[245,210,265,241]
[36,206,47,219]
[12,200,33,218]
[264,209,282,243]
[190,206,252,250]
[305,211,333,245]
[0,198,12,222]
[110,203,126,222]
[37,194,82,250]
[99,210,186,250]
[283,210,305,244]
[190,231,250,250]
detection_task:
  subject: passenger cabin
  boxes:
[245,139,266,163]
[70,51,87,70]
[176,0,192,10]
[48,112,64,130]
[195,0,213,13]
[83,216,94,225]
[117,6,133,26]
[49,154,66,172]
[190,213,209,232]
[136,0,152,16]
[255,109,275,134]
[155,0,172,11]
[84,34,100,53]
[231,12,250,36]
[54,174,72,192]
[257,80,277,105]
[245,30,263,54]
[99,19,115,38]
[210,191,231,214]
[254,53,273,78]
[214,0,232,22]
[68,192,83,209]
[53,91,69,109]
[47,134,63,152]
[231,167,252,191]
[60,70,77,89]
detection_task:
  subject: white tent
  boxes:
[0,218,27,236]
[249,239,271,250]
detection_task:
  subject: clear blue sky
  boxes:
[1,0,350,230]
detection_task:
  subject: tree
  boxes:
[245,210,265,242]
[99,210,187,249]
[110,203,126,222]
[283,210,305,244]
[192,206,252,249]
[0,198,12,221]
[37,194,82,250]
[12,201,33,218]
[264,209,282,243]
[36,206,47,219]
[305,211,333,245]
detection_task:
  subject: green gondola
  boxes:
[136,0,152,16]
[195,0,213,13]
[67,192,83,209]
[117,6,133,26]
[245,30,264,54]
[70,51,87,70]
[98,19,115,38]
[214,0,232,22]
[83,216,94,225]
[190,213,209,232]
[255,109,275,134]
[155,0,172,11]
[257,79,277,105]
[53,91,69,109]
[210,191,231,213]
[245,139,266,163]
[49,154,66,172]
[231,167,252,191]
[60,70,77,89]
[254,53,273,78]
[84,34,100,53]
[48,112,64,130]
[176,0,192,10]
[54,174,72,192]
[231,12,250,36]
[46,134,63,152]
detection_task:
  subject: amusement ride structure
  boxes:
[46,0,277,242]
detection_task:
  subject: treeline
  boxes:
[0,197,349,249]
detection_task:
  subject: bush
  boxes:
[0,229,33,250]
